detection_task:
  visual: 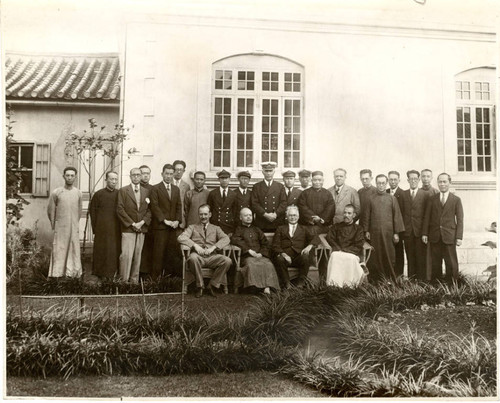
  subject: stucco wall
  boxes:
[10,105,120,246]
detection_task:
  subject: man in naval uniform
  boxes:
[207,169,237,235]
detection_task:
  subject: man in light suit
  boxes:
[422,173,464,282]
[116,168,152,283]
[272,205,319,288]
[251,161,287,232]
[401,170,429,280]
[178,204,232,298]
[328,168,360,224]
[150,163,183,280]
[387,170,405,277]
[172,160,192,229]
[282,170,302,206]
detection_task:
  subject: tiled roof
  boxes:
[5,52,120,102]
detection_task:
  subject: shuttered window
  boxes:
[9,142,51,196]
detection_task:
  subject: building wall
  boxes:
[9,104,120,246]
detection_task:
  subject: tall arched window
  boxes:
[455,67,496,174]
[211,53,304,171]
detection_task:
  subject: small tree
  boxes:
[64,118,134,256]
[5,107,29,225]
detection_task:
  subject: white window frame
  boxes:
[9,142,51,196]
[211,54,304,172]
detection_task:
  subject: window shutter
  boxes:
[33,143,50,197]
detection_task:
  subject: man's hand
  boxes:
[164,219,172,227]
[281,252,292,265]
[264,212,277,222]
[248,249,258,257]
[311,215,321,224]
[205,246,216,255]
[302,244,313,255]
[171,220,179,229]
[422,235,428,245]
[456,239,462,247]
[193,244,205,255]
[365,232,371,241]
[393,234,399,243]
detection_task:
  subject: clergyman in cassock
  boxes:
[358,169,377,220]
[89,171,120,280]
[47,166,83,278]
[231,207,281,294]
[325,204,366,287]
[362,174,405,283]
[178,204,232,298]
[251,161,287,232]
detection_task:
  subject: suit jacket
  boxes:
[150,182,182,231]
[285,187,302,206]
[234,188,252,217]
[401,188,429,238]
[272,223,318,258]
[251,180,287,230]
[177,222,230,251]
[116,184,151,233]
[387,187,404,233]
[207,187,237,234]
[328,184,361,224]
[422,192,464,244]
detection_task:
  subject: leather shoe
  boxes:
[195,288,203,298]
[208,284,217,297]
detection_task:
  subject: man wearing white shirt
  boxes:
[172,160,191,229]
[207,169,237,235]
[282,170,302,206]
[234,170,252,216]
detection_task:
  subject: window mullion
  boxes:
[255,96,262,168]
[472,106,478,173]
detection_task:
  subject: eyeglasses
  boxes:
[131,174,142,177]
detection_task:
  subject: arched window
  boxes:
[455,67,496,173]
[211,53,304,171]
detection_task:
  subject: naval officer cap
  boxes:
[217,169,231,178]
[282,170,296,178]
[298,169,312,177]
[237,170,252,179]
[261,161,277,171]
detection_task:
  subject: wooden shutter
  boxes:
[33,143,50,197]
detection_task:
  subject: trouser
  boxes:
[139,230,154,276]
[403,233,426,280]
[152,228,182,279]
[430,240,459,281]
[119,232,145,283]
[394,234,405,277]
[186,252,232,288]
[273,253,310,287]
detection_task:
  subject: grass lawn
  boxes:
[7,371,324,398]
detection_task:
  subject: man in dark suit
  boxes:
[251,161,287,232]
[401,170,429,280]
[116,168,152,283]
[282,170,302,206]
[358,169,377,222]
[207,169,237,235]
[172,160,192,230]
[422,173,464,282]
[272,205,319,288]
[387,170,405,277]
[328,168,360,224]
[139,165,154,280]
[150,163,183,280]
[234,170,252,220]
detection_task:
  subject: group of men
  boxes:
[47,160,464,291]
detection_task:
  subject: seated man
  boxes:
[177,204,232,298]
[272,205,319,289]
[231,208,281,294]
[325,204,366,287]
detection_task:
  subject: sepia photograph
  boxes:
[3,0,498,399]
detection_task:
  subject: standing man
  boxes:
[387,170,405,277]
[234,171,252,214]
[178,204,232,298]
[89,171,120,280]
[172,160,191,229]
[251,162,287,232]
[272,205,318,288]
[362,174,404,283]
[283,170,302,206]
[420,168,440,280]
[297,171,335,283]
[207,169,237,235]
[116,168,152,283]
[139,165,154,279]
[401,170,429,280]
[298,169,312,191]
[422,173,464,282]
[150,163,183,280]
[47,166,83,278]
[358,169,377,221]
[184,171,210,227]
[328,168,360,224]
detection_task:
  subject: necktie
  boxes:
[441,193,445,206]
[286,189,290,197]
[222,189,226,202]
[336,188,340,195]
[243,189,246,195]
[134,186,140,208]
[167,184,171,197]
[204,224,207,238]
[411,190,415,200]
